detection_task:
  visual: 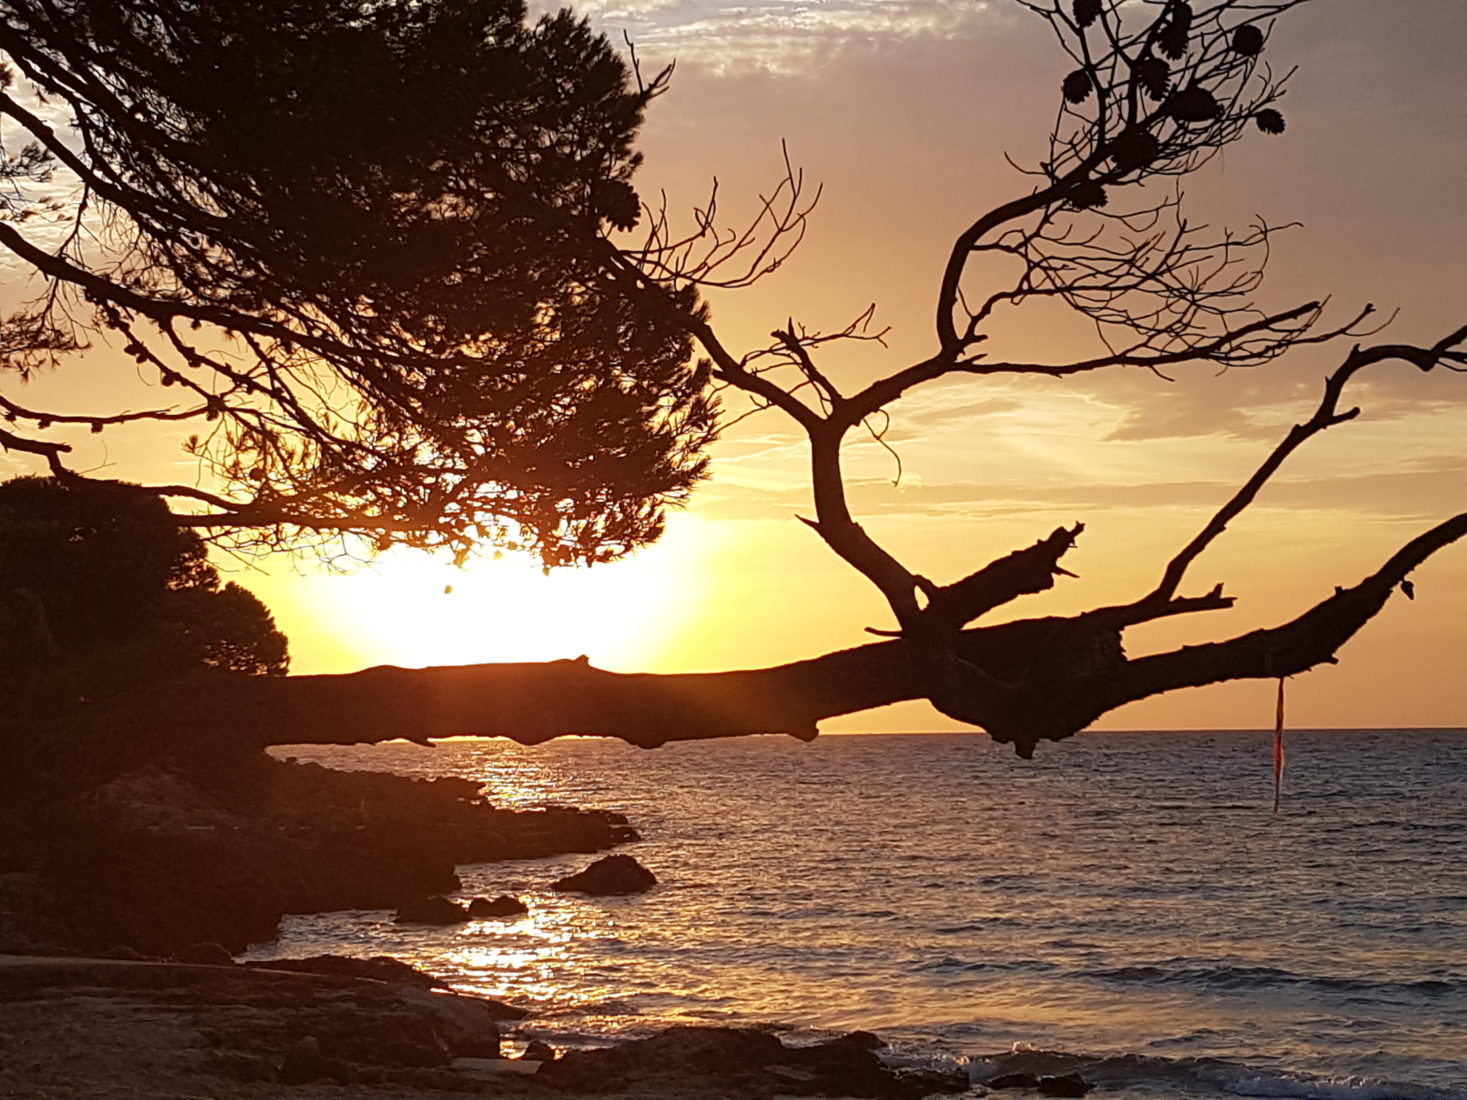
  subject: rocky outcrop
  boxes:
[551,853,657,895]
[0,753,640,955]
[0,955,503,1092]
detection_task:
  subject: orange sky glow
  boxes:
[3,0,1465,735]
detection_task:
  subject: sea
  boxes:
[244,729,1467,1099]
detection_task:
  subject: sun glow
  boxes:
[244,515,717,675]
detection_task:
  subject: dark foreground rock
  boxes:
[0,954,506,1095]
[240,953,530,1020]
[240,953,441,987]
[0,956,967,1099]
[986,1070,1094,1095]
[550,854,657,895]
[0,754,639,955]
[538,1025,970,1098]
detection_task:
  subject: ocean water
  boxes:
[245,730,1467,1099]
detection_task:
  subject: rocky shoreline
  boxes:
[0,757,1092,1098]
[0,953,986,1099]
[0,754,637,955]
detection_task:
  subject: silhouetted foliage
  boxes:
[0,0,714,566]
[0,477,288,729]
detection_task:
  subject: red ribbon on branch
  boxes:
[1273,677,1286,815]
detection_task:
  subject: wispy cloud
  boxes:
[551,0,1005,74]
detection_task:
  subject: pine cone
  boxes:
[1254,108,1286,134]
[1158,1,1192,60]
[1167,85,1222,124]
[1073,0,1103,29]
[1232,24,1265,56]
[1068,180,1108,210]
[593,179,641,231]
[1133,57,1170,102]
[1108,128,1161,172]
[1063,69,1094,104]
[1158,21,1188,60]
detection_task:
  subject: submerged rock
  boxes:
[467,894,528,918]
[550,854,657,895]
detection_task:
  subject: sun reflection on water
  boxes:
[428,893,635,1015]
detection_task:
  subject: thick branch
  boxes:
[86,645,927,754]
[906,523,1085,635]
[803,427,921,628]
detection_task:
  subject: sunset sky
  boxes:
[3,0,1465,734]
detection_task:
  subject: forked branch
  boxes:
[1136,323,1467,608]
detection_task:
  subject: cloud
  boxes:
[902,396,1026,429]
[693,450,1467,527]
[552,0,1009,75]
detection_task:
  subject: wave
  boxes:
[907,955,1060,975]
[975,1045,1467,1100]
[1077,961,1463,998]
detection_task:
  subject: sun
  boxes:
[244,516,717,676]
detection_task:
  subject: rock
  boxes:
[522,1038,556,1062]
[2,754,641,956]
[173,941,235,966]
[896,1065,974,1096]
[278,1035,351,1084]
[393,895,469,924]
[537,1024,963,1099]
[537,1026,783,1093]
[788,1034,889,1095]
[244,954,442,988]
[766,1064,819,1085]
[1038,1072,1094,1096]
[202,1049,277,1082]
[395,985,500,1059]
[467,894,528,918]
[989,1071,1041,1089]
[453,1056,540,1078]
[550,854,657,895]
[99,944,148,961]
[480,998,530,1021]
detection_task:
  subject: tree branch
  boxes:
[1138,324,1467,607]
[1115,511,1467,704]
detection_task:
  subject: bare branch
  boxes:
[1135,324,1467,607]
